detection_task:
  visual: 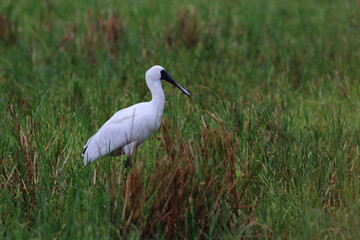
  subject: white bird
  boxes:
[82,65,190,166]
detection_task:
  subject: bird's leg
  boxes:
[123,142,136,168]
[122,156,132,184]
[124,156,132,168]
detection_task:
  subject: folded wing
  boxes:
[82,106,139,165]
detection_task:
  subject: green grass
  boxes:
[1,0,359,239]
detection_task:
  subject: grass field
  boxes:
[1,0,360,239]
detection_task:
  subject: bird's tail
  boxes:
[82,135,95,166]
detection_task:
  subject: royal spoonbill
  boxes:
[82,65,190,166]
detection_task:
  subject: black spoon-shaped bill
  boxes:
[160,70,191,96]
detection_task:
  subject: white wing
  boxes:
[82,103,146,165]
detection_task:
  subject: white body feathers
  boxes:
[82,100,163,165]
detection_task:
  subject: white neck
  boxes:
[148,80,165,117]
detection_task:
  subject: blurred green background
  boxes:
[1,0,359,239]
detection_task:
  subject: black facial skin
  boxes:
[160,70,191,96]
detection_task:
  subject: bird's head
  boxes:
[145,65,191,96]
